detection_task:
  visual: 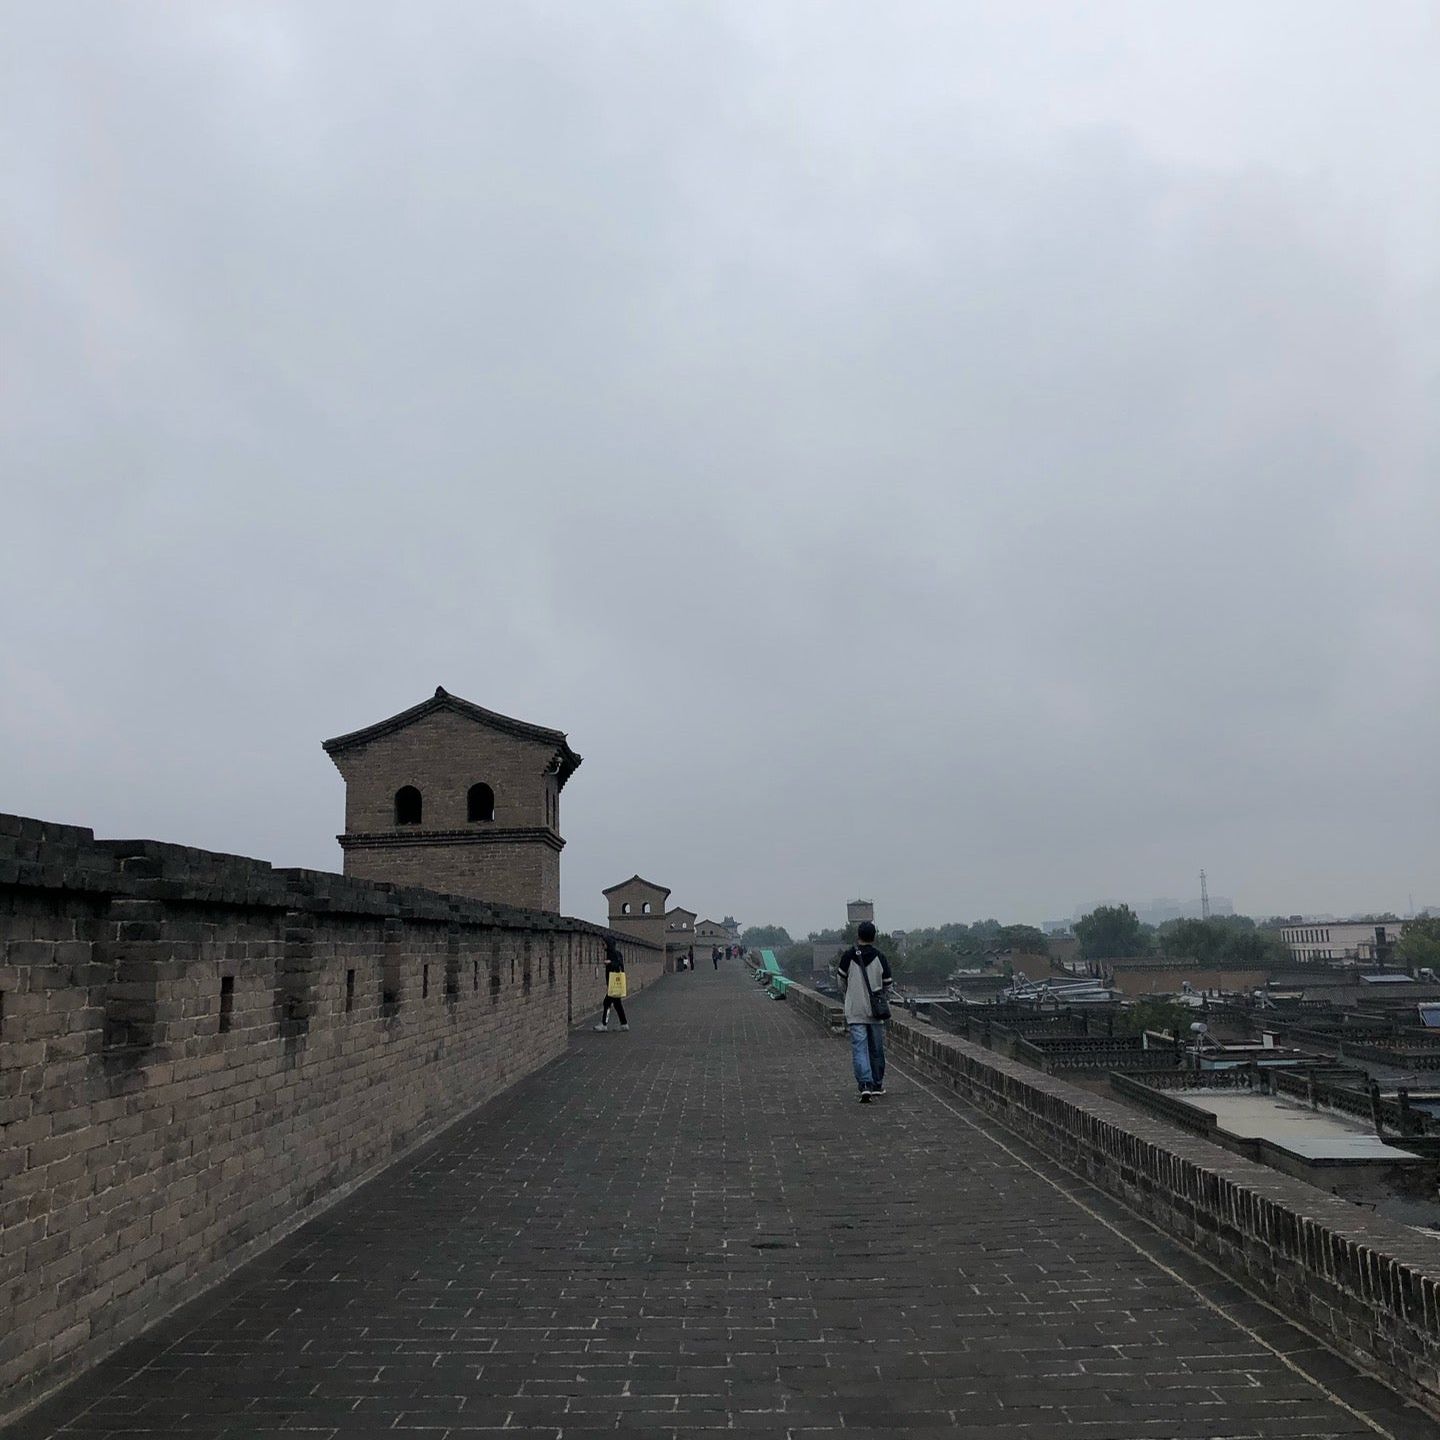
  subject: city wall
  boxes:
[0,813,663,1424]
[777,974,1440,1416]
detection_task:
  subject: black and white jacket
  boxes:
[834,944,892,1025]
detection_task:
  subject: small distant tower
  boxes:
[847,899,875,931]
[603,876,671,952]
[1200,870,1211,922]
[323,687,581,912]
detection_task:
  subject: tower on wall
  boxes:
[847,899,875,929]
[603,876,671,952]
[322,687,581,912]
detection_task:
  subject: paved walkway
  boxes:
[10,963,1440,1440]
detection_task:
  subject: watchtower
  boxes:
[664,906,697,970]
[322,687,581,912]
[847,899,875,929]
[603,876,671,951]
[694,918,731,952]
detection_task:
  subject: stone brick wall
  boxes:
[777,974,1440,1416]
[1106,961,1271,997]
[340,830,560,912]
[0,812,663,1426]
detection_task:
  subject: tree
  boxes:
[776,943,815,976]
[996,924,1049,957]
[741,924,793,949]
[1157,919,1227,962]
[1399,918,1440,972]
[1074,904,1149,961]
[1208,913,1258,934]
[891,938,958,988]
[1222,929,1291,967]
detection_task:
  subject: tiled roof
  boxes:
[323,687,582,789]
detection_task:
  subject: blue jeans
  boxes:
[848,1022,885,1091]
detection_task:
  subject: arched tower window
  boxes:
[642,902,651,914]
[467,783,495,822]
[395,786,422,825]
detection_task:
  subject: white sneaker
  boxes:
[593,1023,608,1032]
[620,1023,630,1031]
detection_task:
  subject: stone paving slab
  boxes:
[8,961,1440,1440]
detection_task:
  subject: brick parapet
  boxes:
[775,973,1440,1416]
[0,812,662,1426]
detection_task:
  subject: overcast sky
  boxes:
[4,2,1438,934]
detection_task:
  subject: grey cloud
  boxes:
[3,1,1437,934]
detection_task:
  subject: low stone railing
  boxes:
[778,978,1440,1416]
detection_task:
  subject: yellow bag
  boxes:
[607,971,628,999]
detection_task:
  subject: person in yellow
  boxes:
[594,938,629,1032]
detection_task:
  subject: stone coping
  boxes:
[0,811,659,947]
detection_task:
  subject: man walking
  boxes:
[835,921,893,1101]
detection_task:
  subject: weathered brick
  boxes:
[0,806,659,1426]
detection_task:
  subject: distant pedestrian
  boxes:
[712,945,720,970]
[835,921,893,1102]
[687,946,695,972]
[594,939,629,1032]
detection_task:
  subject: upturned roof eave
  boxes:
[322,687,582,789]
[602,874,673,899]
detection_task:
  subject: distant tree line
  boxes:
[1073,904,1289,967]
[745,907,1440,988]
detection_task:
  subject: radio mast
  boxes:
[1200,869,1211,922]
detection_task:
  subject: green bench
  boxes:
[756,948,791,999]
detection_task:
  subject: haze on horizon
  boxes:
[3,2,1438,937]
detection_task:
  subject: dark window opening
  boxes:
[490,970,501,1002]
[621,902,631,915]
[423,964,430,999]
[345,969,355,1013]
[467,783,495,823]
[395,786,423,825]
[219,975,235,1034]
[642,902,651,914]
[473,959,480,992]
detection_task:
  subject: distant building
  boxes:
[602,875,671,952]
[1280,921,1407,964]
[1048,935,1080,968]
[664,907,698,969]
[694,918,731,952]
[847,899,875,928]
